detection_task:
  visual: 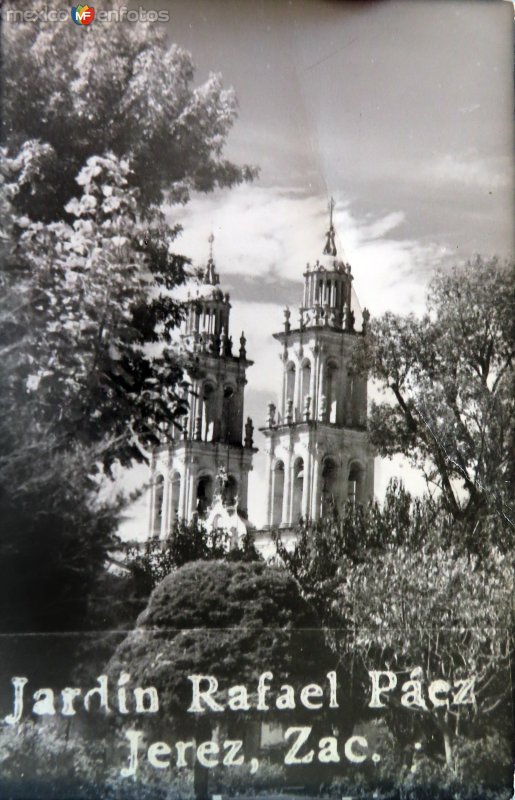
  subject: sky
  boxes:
[118,0,513,537]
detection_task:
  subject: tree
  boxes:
[273,485,514,788]
[0,9,257,635]
[332,539,513,773]
[108,560,333,800]
[0,154,188,634]
[355,258,514,552]
[3,0,257,222]
[1,154,188,473]
[273,480,439,624]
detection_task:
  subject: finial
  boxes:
[245,417,254,448]
[283,306,291,334]
[323,197,337,257]
[285,399,294,425]
[362,307,370,335]
[239,332,247,360]
[204,233,220,285]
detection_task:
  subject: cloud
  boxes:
[167,183,446,318]
[421,153,510,190]
[119,188,451,539]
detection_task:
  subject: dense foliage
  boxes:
[0,10,254,633]
[109,559,332,798]
[274,482,513,790]
[125,518,261,592]
[3,0,256,221]
[355,257,514,549]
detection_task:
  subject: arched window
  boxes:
[197,474,214,517]
[152,474,164,537]
[285,363,296,410]
[326,360,338,423]
[272,461,285,526]
[221,384,236,443]
[348,462,364,508]
[346,372,355,425]
[321,458,338,516]
[202,382,216,441]
[292,458,304,523]
[223,475,238,506]
[299,360,311,419]
[170,472,181,522]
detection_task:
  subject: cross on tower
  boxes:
[204,233,220,285]
[323,197,337,257]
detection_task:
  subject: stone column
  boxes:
[310,455,322,521]
[318,358,326,422]
[160,473,171,538]
[186,469,198,521]
[265,446,274,527]
[345,373,354,426]
[365,455,375,503]
[239,468,249,517]
[282,447,293,526]
[301,449,312,520]
[178,465,188,520]
[309,352,317,420]
[357,375,368,427]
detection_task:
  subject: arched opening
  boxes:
[223,475,238,506]
[292,458,304,523]
[170,472,181,522]
[326,360,338,423]
[196,474,214,517]
[346,372,355,425]
[272,461,285,526]
[348,462,364,508]
[221,384,236,443]
[285,363,296,411]
[202,382,216,441]
[152,474,164,537]
[299,360,311,419]
[321,458,339,516]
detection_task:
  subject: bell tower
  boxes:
[261,201,374,528]
[148,236,256,538]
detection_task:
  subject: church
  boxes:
[148,206,375,546]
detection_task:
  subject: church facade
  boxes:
[148,237,256,541]
[260,210,375,531]
[148,210,374,542]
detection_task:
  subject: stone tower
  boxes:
[260,202,374,528]
[148,237,256,538]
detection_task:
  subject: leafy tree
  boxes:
[332,539,512,772]
[355,258,514,551]
[273,480,442,623]
[2,154,188,473]
[0,154,187,633]
[0,8,257,636]
[3,0,256,222]
[108,560,333,800]
[274,485,514,785]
